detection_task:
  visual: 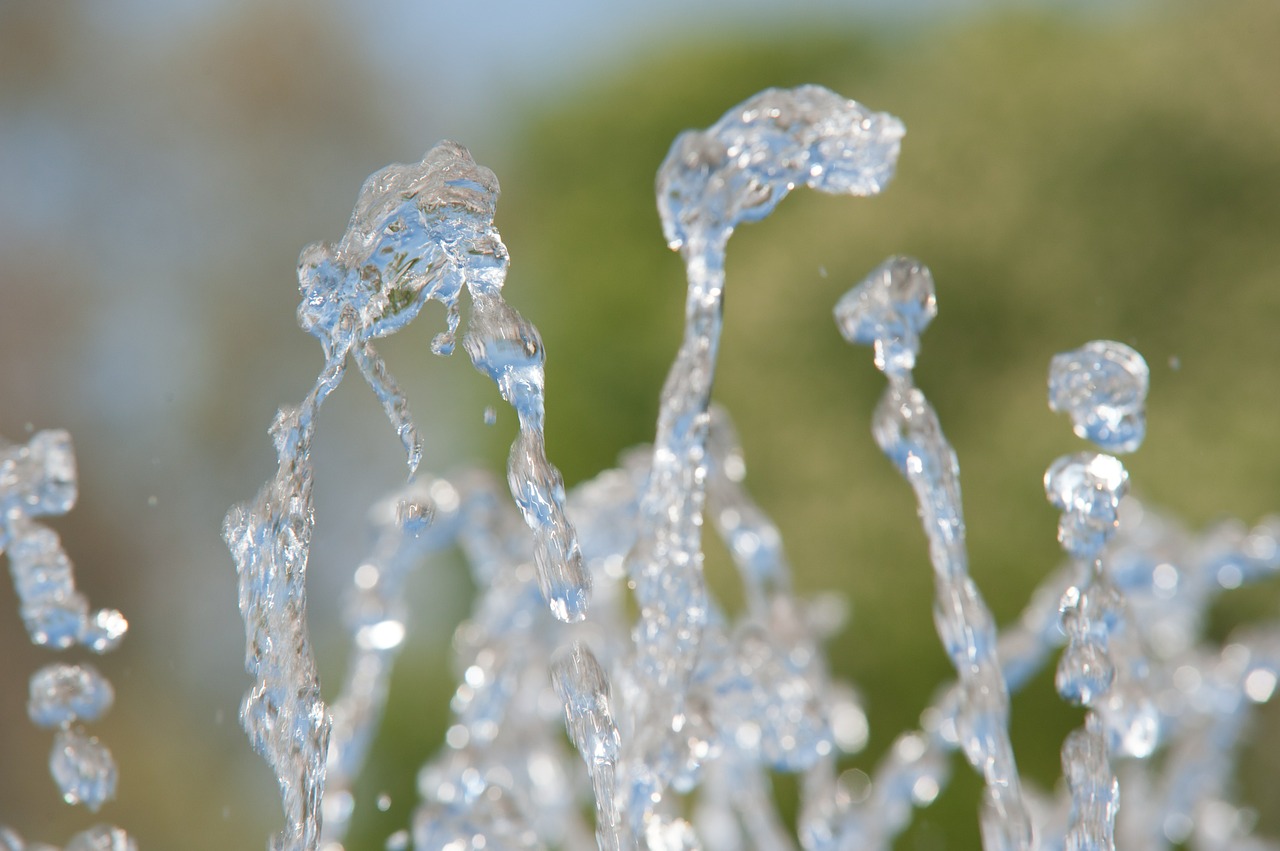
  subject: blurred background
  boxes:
[2,0,1279,847]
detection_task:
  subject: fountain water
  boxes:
[3,85,1278,851]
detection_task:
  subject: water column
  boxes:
[618,85,904,840]
[835,256,1033,851]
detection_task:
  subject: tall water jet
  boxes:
[836,256,1033,851]
[621,85,904,838]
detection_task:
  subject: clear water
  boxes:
[1,431,133,843]
[5,86,1280,851]
[838,255,1032,851]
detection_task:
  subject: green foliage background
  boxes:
[352,1,1280,847]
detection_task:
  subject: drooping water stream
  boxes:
[224,141,588,851]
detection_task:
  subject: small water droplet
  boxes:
[81,608,128,653]
[49,727,117,811]
[483,406,496,426]
[28,663,114,727]
[1045,452,1128,560]
[834,256,936,376]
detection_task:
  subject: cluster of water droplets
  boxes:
[1044,341,1155,851]
[1,431,135,851]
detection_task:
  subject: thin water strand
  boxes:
[836,256,1032,851]
[464,289,589,623]
[552,643,626,851]
[1,432,127,652]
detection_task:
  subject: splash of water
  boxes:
[225,141,588,851]
[7,84,1280,851]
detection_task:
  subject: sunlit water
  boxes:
[4,86,1280,851]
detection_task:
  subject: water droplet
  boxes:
[28,663,114,728]
[356,620,405,651]
[1056,636,1114,707]
[81,609,128,654]
[834,256,936,376]
[1048,340,1148,453]
[1044,452,1128,560]
[49,728,117,811]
